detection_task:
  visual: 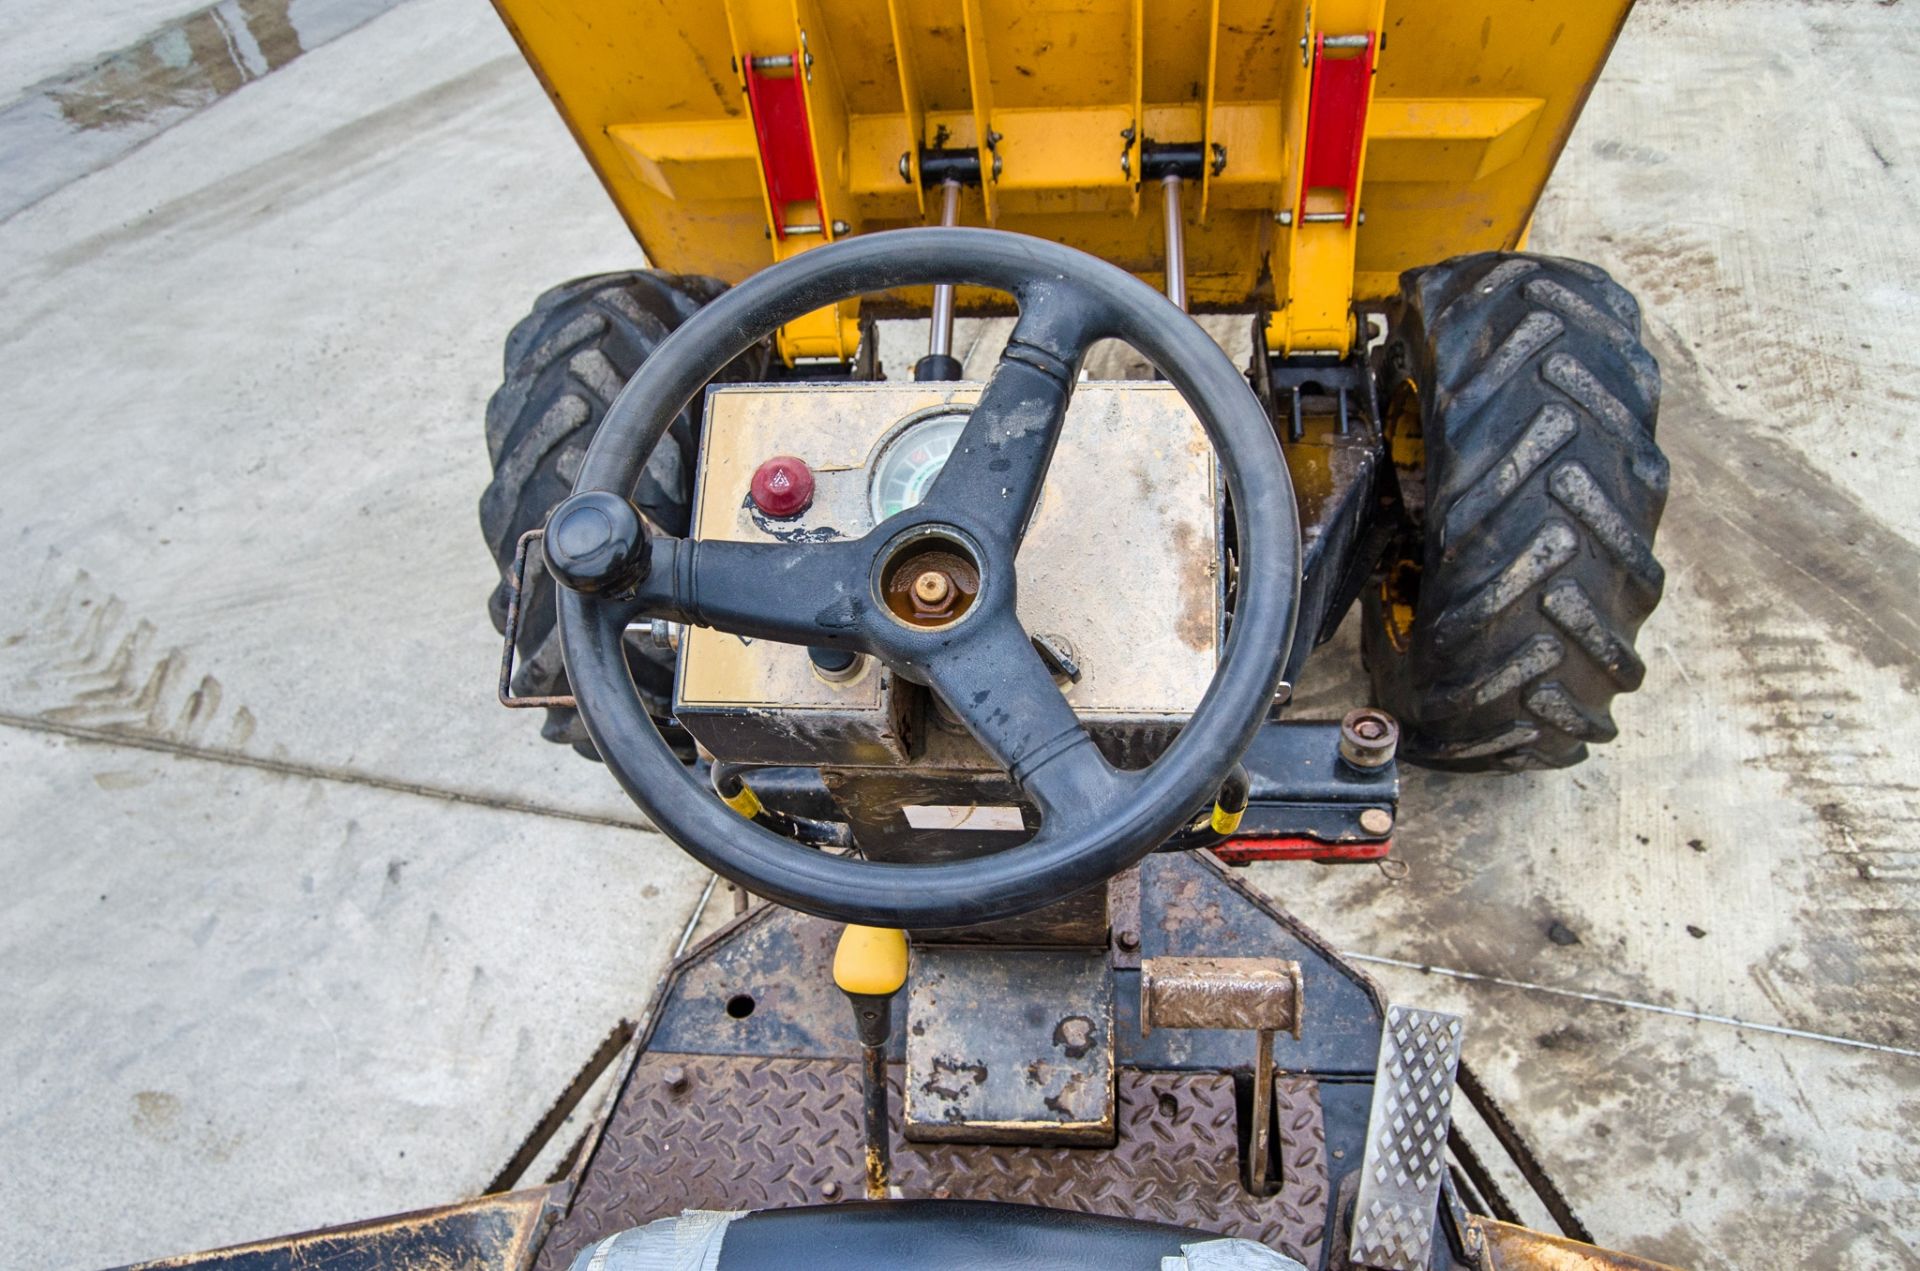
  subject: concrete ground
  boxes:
[0,1,1913,1267]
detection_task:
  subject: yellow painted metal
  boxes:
[1264,0,1382,354]
[886,0,928,216]
[1352,3,1633,299]
[959,0,999,224]
[1127,0,1143,217]
[1367,98,1545,182]
[720,0,865,362]
[1198,0,1220,220]
[721,781,765,819]
[794,0,855,237]
[490,0,1638,357]
[775,298,863,364]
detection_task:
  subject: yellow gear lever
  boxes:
[833,924,907,1199]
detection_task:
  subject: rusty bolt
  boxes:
[1339,707,1399,768]
[1359,808,1394,836]
[1117,929,1140,952]
[909,567,960,619]
[913,570,952,606]
[663,1064,689,1093]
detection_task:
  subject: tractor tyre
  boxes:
[480,270,768,759]
[1362,251,1670,772]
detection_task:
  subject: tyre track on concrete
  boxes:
[1649,328,1920,1054]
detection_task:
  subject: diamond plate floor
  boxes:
[535,1053,1331,1270]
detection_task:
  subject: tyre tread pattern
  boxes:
[1364,252,1669,771]
[478,270,763,751]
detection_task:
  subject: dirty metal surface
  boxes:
[818,763,1111,945]
[1110,865,1145,968]
[127,1187,555,1271]
[1351,1006,1465,1271]
[1140,957,1304,1035]
[533,1054,1328,1271]
[1124,854,1386,1075]
[1216,719,1400,849]
[532,851,1394,1271]
[644,900,905,1062]
[1472,1218,1682,1271]
[641,853,1386,1075]
[905,946,1115,1144]
[677,382,1222,768]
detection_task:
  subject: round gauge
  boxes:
[868,409,969,523]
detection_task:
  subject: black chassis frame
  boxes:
[1248,323,1398,687]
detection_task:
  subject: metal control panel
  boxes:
[674,382,1224,768]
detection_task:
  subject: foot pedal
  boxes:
[1351,1005,1464,1271]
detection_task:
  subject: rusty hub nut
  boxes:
[910,568,957,618]
[913,569,952,605]
[1339,707,1399,769]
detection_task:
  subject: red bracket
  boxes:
[1297,33,1375,227]
[743,52,820,241]
[1214,836,1392,865]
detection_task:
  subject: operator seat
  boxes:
[566,1199,1308,1270]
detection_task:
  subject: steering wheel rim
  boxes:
[554,228,1299,928]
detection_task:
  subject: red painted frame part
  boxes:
[1213,837,1392,865]
[1296,33,1376,227]
[743,52,821,241]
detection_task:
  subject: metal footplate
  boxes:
[1350,1005,1464,1270]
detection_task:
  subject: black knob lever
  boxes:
[543,491,650,594]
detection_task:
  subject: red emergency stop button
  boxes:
[750,454,814,518]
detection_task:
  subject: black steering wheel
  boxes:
[549,229,1298,928]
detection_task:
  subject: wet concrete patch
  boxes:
[0,0,408,220]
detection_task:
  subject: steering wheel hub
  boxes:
[879,530,981,628]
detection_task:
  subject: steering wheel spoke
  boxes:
[633,535,874,651]
[912,611,1121,824]
[918,290,1096,545]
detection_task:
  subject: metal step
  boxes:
[1350,1004,1465,1271]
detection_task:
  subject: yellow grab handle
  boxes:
[720,782,763,819]
[833,924,908,997]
